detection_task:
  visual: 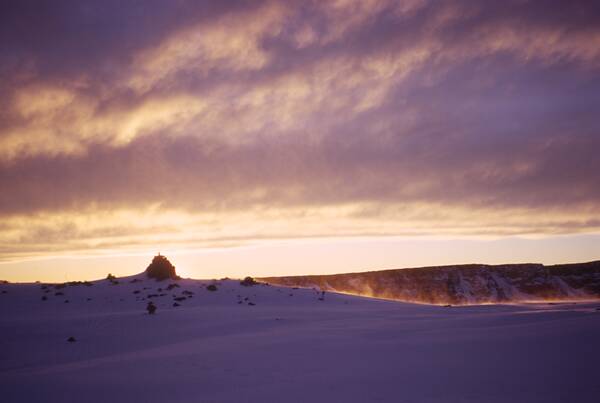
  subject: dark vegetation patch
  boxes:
[240,276,257,286]
[64,281,93,287]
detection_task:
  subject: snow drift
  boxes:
[1,270,599,402]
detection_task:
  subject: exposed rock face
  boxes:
[145,254,179,281]
[259,261,600,305]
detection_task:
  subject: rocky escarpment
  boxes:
[259,261,600,305]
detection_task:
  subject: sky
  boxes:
[1,0,599,282]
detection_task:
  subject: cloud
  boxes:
[1,0,599,260]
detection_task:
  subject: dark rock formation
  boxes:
[145,254,179,281]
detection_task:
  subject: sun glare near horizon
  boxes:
[1,1,600,281]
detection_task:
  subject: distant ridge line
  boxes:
[259,260,600,305]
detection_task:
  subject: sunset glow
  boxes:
[1,1,599,281]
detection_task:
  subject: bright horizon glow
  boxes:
[2,234,599,283]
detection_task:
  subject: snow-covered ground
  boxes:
[1,275,599,403]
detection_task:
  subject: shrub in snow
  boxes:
[67,336,76,342]
[145,254,180,281]
[106,273,116,281]
[240,276,257,286]
[206,284,218,292]
[147,302,157,315]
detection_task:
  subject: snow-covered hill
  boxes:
[1,273,599,402]
[260,261,600,305]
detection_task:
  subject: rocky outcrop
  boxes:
[145,254,179,281]
[259,261,600,305]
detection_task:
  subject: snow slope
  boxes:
[1,275,599,403]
